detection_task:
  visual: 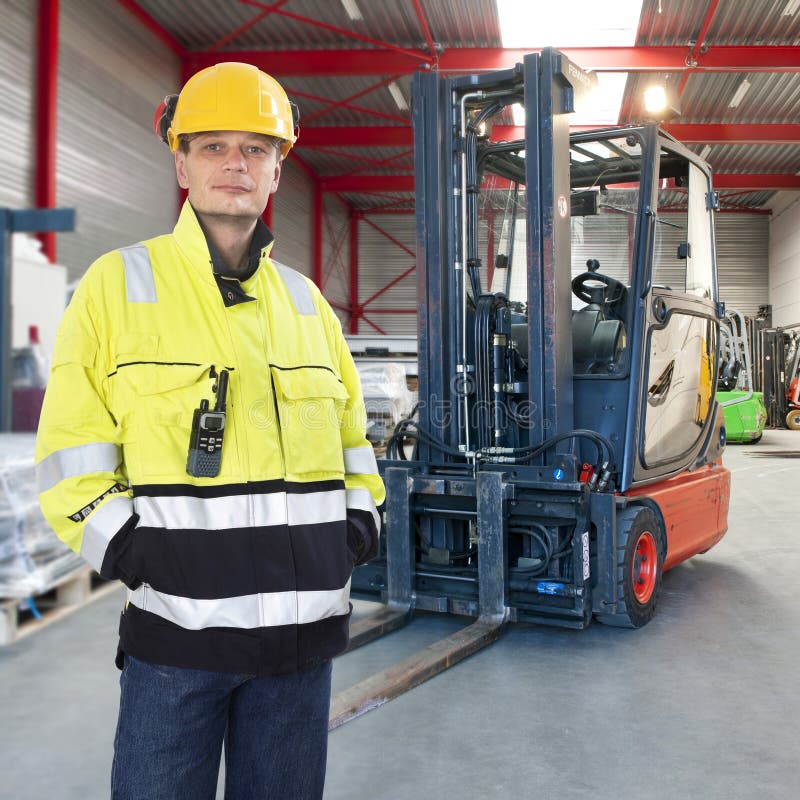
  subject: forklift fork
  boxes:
[330,468,508,729]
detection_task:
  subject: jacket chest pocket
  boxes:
[271,367,348,477]
[112,352,239,482]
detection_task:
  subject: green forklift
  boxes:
[717,308,766,443]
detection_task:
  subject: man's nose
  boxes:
[223,148,247,171]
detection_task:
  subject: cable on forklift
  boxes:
[508,523,553,575]
[386,404,617,491]
[504,429,615,471]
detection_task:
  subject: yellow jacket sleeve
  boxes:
[35,273,140,587]
[320,299,385,560]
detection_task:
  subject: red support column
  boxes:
[262,198,273,230]
[35,0,59,262]
[349,211,360,334]
[312,181,323,288]
[486,209,495,290]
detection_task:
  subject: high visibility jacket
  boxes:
[36,202,385,675]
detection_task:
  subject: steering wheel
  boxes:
[571,260,627,308]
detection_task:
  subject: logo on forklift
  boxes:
[581,531,590,580]
[557,194,568,218]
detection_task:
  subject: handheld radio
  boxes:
[186,369,229,478]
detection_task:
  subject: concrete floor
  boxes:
[2,429,799,799]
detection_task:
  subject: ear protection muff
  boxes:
[153,94,179,146]
[289,99,300,142]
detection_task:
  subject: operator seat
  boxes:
[571,260,626,373]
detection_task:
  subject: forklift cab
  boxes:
[480,124,723,487]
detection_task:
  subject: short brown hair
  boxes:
[177,132,283,154]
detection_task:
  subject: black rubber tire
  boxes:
[596,506,664,629]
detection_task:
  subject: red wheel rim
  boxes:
[632,531,658,604]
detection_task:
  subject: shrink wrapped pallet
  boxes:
[0,433,84,598]
[357,363,416,443]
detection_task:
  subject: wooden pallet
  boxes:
[0,567,123,646]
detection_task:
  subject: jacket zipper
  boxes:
[107,361,235,378]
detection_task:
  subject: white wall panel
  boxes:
[0,0,35,208]
[55,0,179,281]
[769,194,800,327]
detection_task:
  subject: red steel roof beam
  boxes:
[239,0,434,66]
[678,0,720,95]
[188,46,800,76]
[713,174,800,190]
[300,126,413,148]
[301,123,800,148]
[412,0,438,59]
[320,176,415,192]
[116,0,187,57]
[208,0,290,51]
[665,123,800,145]
[302,75,404,125]
[288,87,407,125]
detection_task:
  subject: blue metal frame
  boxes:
[0,207,75,430]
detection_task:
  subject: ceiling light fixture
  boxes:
[729,79,751,108]
[700,145,712,160]
[388,81,408,111]
[782,0,800,16]
[340,0,363,21]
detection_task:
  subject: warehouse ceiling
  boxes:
[119,0,800,213]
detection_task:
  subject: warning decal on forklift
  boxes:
[581,531,590,580]
[557,194,568,218]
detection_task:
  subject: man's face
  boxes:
[174,131,282,221]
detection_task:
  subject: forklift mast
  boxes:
[353,49,730,630]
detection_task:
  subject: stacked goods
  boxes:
[0,433,83,598]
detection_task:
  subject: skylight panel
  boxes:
[497,0,644,48]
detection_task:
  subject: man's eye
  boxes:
[205,143,221,152]
[247,146,265,155]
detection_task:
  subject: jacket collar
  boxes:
[172,200,276,306]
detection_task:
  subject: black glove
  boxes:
[99,513,142,590]
[346,509,379,566]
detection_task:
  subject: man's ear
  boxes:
[175,150,189,190]
[270,158,282,195]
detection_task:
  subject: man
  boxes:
[36,62,384,799]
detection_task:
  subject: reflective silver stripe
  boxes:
[343,445,379,476]
[80,495,135,573]
[37,442,121,493]
[134,488,346,530]
[119,244,157,303]
[346,486,381,531]
[128,579,351,630]
[287,489,346,526]
[274,261,316,315]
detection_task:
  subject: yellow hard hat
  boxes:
[164,62,298,157]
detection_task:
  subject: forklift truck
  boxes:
[333,49,730,727]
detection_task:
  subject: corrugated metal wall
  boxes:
[321,194,350,328]
[55,0,180,282]
[0,0,35,209]
[356,213,416,336]
[715,213,769,318]
[271,158,312,277]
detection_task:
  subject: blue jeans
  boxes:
[111,655,332,800]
